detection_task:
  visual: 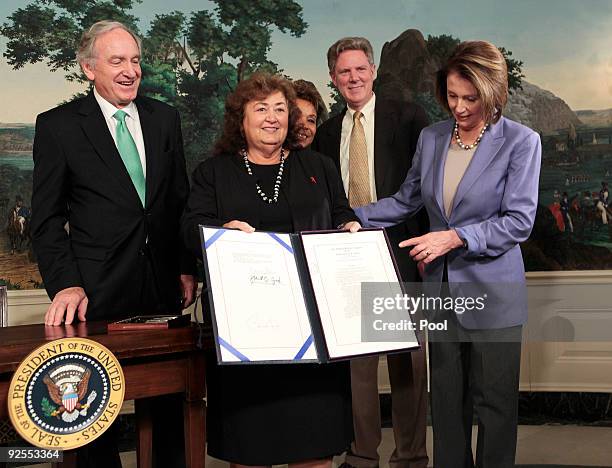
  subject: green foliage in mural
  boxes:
[425,33,460,64]
[1,0,307,172]
[1,1,140,80]
[499,46,525,93]
[414,91,448,124]
[327,82,346,118]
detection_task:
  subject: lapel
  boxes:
[322,110,345,172]
[373,101,396,196]
[135,96,161,208]
[450,117,506,215]
[78,93,141,205]
[432,119,454,221]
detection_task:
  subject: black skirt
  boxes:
[205,350,353,465]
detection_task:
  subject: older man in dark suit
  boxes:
[312,36,429,468]
[31,20,195,468]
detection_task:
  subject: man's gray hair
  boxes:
[327,37,375,73]
[76,20,141,69]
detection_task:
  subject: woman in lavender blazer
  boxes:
[355,41,541,467]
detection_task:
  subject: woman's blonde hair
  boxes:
[435,40,508,125]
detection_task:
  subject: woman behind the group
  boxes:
[181,72,359,468]
[293,79,328,149]
[355,41,541,467]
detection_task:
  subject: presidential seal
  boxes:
[8,338,125,450]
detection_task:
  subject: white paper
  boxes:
[301,230,418,359]
[202,227,316,363]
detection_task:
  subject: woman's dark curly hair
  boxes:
[213,72,301,156]
[293,79,328,125]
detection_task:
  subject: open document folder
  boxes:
[200,226,419,364]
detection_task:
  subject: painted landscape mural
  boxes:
[0,0,611,289]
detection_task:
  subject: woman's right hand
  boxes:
[222,220,255,233]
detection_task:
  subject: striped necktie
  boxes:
[348,111,371,208]
[113,110,146,206]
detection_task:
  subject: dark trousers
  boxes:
[345,349,428,468]
[429,315,522,468]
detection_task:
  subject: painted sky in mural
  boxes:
[2,0,612,123]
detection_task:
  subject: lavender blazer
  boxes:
[356,117,542,329]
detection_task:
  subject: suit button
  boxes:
[138,248,146,256]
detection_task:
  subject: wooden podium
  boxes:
[0,321,208,468]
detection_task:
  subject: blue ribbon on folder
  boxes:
[203,228,227,250]
[218,334,314,362]
[293,335,314,360]
[218,337,251,362]
[267,232,294,254]
[204,229,292,253]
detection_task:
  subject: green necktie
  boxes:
[113,109,146,206]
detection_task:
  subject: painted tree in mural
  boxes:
[1,0,307,172]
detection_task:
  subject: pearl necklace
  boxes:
[242,148,285,204]
[454,122,488,150]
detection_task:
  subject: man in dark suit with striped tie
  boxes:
[312,36,429,468]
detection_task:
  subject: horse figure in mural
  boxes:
[6,197,31,254]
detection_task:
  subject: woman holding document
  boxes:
[354,41,541,467]
[181,72,360,467]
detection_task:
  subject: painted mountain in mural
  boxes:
[505,81,581,134]
[375,29,581,134]
[575,108,612,128]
